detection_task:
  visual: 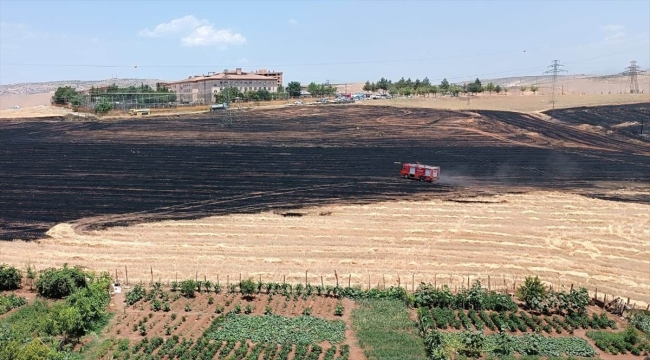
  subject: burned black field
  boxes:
[1,104,649,240]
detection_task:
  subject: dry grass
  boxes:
[2,191,648,306]
[0,105,73,119]
[359,93,650,113]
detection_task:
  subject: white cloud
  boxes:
[601,24,624,32]
[181,26,246,48]
[288,19,298,25]
[138,15,208,37]
[139,16,246,49]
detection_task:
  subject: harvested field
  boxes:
[1,104,649,306]
[360,93,650,112]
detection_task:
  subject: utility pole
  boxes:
[544,60,567,117]
[221,68,237,127]
[623,61,642,94]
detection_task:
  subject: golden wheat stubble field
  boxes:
[2,191,648,306]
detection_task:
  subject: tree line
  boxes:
[363,77,540,96]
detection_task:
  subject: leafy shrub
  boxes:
[240,278,257,299]
[171,313,177,320]
[0,264,22,290]
[631,313,650,335]
[213,283,222,294]
[150,299,161,312]
[264,305,273,315]
[0,293,27,314]
[334,302,344,316]
[184,304,191,312]
[163,303,170,312]
[180,280,196,298]
[35,265,86,298]
[126,284,146,305]
[302,306,312,316]
[244,304,253,314]
[208,296,214,305]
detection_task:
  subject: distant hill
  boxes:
[0,78,168,96]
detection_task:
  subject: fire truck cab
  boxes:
[400,163,440,182]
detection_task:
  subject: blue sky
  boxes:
[1,0,648,85]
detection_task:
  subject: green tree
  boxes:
[36,265,86,299]
[519,85,528,94]
[287,81,302,97]
[440,78,450,93]
[25,264,36,291]
[421,77,431,88]
[0,264,22,291]
[52,86,79,105]
[51,304,85,345]
[495,85,502,94]
[180,280,196,298]
[530,85,539,94]
[517,276,547,310]
[307,82,319,96]
[362,81,372,92]
[503,87,509,96]
[214,87,242,104]
[94,98,112,114]
[277,84,284,93]
[239,278,257,300]
[377,77,389,92]
[257,89,271,101]
[429,85,439,97]
[467,78,483,94]
[485,82,496,95]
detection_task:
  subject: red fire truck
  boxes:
[400,163,440,182]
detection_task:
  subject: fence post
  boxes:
[488,275,491,292]
[217,275,219,285]
[227,275,229,288]
[368,274,370,290]
[434,274,437,289]
[348,274,351,288]
[335,270,339,287]
[321,276,324,289]
[125,266,129,285]
[397,274,401,288]
[305,271,308,286]
[150,266,153,285]
[412,274,415,292]
[283,275,285,285]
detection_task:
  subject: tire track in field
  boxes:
[69,182,359,233]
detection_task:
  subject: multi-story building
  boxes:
[163,68,282,104]
[251,69,283,88]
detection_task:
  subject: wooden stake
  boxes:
[305,271,308,286]
[217,275,219,285]
[150,266,153,285]
[412,274,415,292]
[283,275,285,284]
[335,270,339,287]
[239,273,242,285]
[368,274,370,290]
[321,276,324,289]
[175,272,177,283]
[115,269,118,282]
[227,275,229,288]
[570,283,574,291]
[204,274,206,282]
[488,275,491,292]
[348,274,351,288]
[125,266,129,285]
[195,271,198,282]
[434,274,437,288]
[397,274,401,288]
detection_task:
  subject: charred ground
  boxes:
[1,104,649,240]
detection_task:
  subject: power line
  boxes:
[1,44,646,72]
[544,60,568,114]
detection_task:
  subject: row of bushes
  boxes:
[0,263,89,299]
[126,278,409,305]
[414,280,518,311]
